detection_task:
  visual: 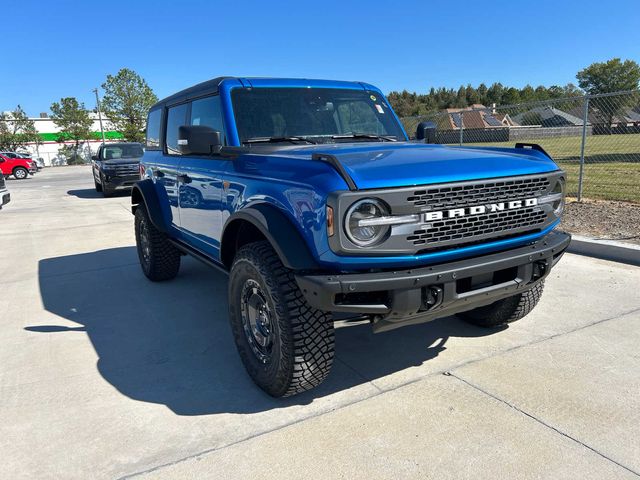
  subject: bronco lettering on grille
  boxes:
[422,198,538,222]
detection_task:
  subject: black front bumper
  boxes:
[296,231,571,332]
[104,174,139,189]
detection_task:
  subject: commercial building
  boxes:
[13,113,124,166]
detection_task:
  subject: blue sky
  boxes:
[2,0,639,116]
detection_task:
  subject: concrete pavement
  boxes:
[1,167,639,479]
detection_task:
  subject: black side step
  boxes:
[312,153,357,191]
[169,238,229,275]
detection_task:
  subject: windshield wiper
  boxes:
[331,133,397,142]
[244,136,317,145]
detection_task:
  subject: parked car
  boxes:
[0,152,37,179]
[131,77,570,397]
[0,171,10,209]
[92,143,144,197]
[19,154,45,170]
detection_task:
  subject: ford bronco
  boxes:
[131,77,570,397]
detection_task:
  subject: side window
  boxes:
[146,109,162,150]
[165,103,188,155]
[190,96,226,144]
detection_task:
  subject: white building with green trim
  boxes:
[18,114,125,166]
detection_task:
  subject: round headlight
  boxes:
[552,177,566,217]
[345,199,390,246]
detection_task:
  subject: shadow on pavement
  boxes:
[67,188,130,199]
[32,247,501,416]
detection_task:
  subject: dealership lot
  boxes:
[1,167,639,479]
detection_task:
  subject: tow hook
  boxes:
[423,285,444,310]
[532,260,548,280]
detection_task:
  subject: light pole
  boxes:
[92,88,106,146]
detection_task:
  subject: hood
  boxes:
[278,143,560,190]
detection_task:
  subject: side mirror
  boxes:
[91,155,98,161]
[416,121,437,143]
[178,125,222,156]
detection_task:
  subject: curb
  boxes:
[567,234,640,267]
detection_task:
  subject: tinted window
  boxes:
[165,104,188,155]
[103,144,144,160]
[146,109,162,149]
[190,96,225,144]
[231,87,405,143]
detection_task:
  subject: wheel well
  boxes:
[131,187,144,213]
[221,219,267,269]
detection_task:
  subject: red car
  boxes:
[0,152,37,179]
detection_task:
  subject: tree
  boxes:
[50,97,93,164]
[101,68,158,142]
[502,87,521,105]
[0,106,40,151]
[577,58,640,132]
[577,58,640,94]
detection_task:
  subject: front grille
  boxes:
[331,171,561,257]
[407,207,546,247]
[407,176,550,210]
[0,174,5,189]
[112,164,139,176]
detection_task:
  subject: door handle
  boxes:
[153,170,164,178]
[177,174,192,184]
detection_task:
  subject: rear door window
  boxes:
[146,109,162,149]
[165,104,188,155]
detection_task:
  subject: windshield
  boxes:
[231,88,405,144]
[103,144,143,160]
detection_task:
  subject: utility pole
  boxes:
[92,88,106,145]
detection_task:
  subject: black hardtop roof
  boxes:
[151,76,232,110]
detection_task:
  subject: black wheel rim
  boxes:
[240,279,274,364]
[139,215,151,266]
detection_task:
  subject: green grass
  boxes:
[557,161,640,202]
[452,133,640,202]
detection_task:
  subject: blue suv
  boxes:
[131,77,570,397]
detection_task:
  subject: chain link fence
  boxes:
[401,90,640,203]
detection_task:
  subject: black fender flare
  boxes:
[221,204,321,271]
[131,179,172,233]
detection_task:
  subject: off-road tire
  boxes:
[458,281,545,328]
[134,206,181,281]
[228,240,334,397]
[95,178,103,192]
[13,167,28,179]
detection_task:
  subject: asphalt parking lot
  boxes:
[2,166,640,479]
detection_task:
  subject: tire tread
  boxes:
[459,281,545,328]
[230,240,334,397]
[134,207,181,281]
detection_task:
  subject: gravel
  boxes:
[562,199,640,244]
